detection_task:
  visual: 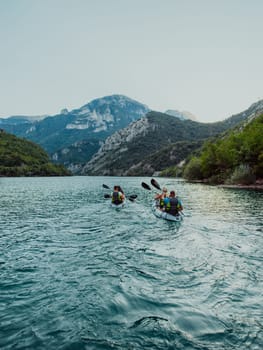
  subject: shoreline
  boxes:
[188,178,263,191]
[218,184,263,191]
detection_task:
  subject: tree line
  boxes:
[183,114,263,184]
[0,131,71,177]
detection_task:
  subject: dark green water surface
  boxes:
[0,176,262,349]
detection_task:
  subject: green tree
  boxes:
[184,157,203,180]
[183,114,263,184]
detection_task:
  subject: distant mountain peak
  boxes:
[0,114,48,125]
[165,109,198,121]
[65,94,150,132]
[78,94,149,111]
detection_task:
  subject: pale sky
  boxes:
[0,0,262,122]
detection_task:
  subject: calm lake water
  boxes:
[0,176,262,350]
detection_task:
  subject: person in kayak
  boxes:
[154,187,168,209]
[112,185,125,204]
[117,186,124,194]
[164,190,183,216]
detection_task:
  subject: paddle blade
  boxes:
[104,194,111,199]
[141,182,151,190]
[151,178,161,191]
[102,184,110,189]
[128,194,137,201]
[129,194,137,199]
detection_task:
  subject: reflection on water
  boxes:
[0,176,262,349]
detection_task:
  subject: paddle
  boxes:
[141,180,162,191]
[151,178,161,191]
[127,195,137,202]
[141,182,152,190]
[102,184,124,193]
[102,184,110,189]
[129,194,137,200]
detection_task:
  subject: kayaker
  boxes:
[112,185,125,205]
[117,186,124,194]
[154,187,168,209]
[164,190,183,216]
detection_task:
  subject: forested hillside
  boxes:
[0,131,70,176]
[82,111,247,176]
[183,114,263,184]
[126,140,204,176]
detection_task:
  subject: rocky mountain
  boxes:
[219,99,263,128]
[81,99,263,176]
[0,95,150,164]
[165,109,198,121]
[0,115,48,125]
[2,95,262,177]
[80,112,221,176]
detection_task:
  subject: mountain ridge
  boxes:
[165,109,198,121]
[81,99,263,176]
[0,95,150,162]
[1,95,263,177]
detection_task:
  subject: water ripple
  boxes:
[0,177,262,349]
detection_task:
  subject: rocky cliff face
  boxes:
[221,99,263,127]
[0,95,150,168]
[81,117,152,175]
[80,99,263,176]
[80,111,216,176]
[63,94,149,133]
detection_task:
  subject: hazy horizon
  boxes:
[1,0,262,122]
